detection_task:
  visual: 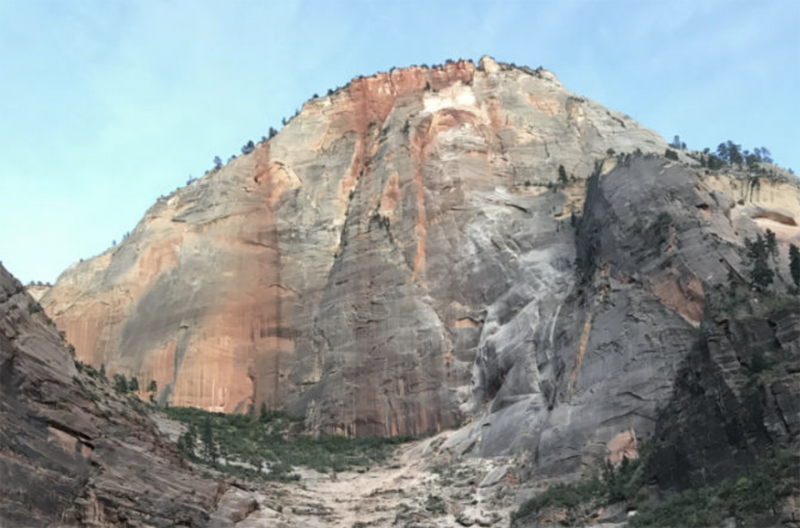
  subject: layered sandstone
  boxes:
[41,56,800,455]
[506,158,800,526]
[3,262,520,527]
[42,57,667,436]
[0,264,228,526]
[443,155,800,477]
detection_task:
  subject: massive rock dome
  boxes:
[41,56,800,473]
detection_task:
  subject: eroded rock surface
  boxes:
[7,57,800,527]
[0,264,226,526]
[442,156,800,479]
[41,58,800,474]
[42,58,667,438]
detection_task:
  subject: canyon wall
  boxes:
[41,57,799,454]
[42,57,666,437]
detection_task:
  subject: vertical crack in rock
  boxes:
[567,312,594,403]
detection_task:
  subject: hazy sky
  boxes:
[1,0,798,284]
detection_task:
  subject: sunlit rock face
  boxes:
[42,55,799,445]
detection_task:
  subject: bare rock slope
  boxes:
[0,264,226,526]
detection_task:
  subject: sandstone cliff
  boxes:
[495,157,799,527]
[41,57,668,437]
[41,56,800,468]
[11,55,800,526]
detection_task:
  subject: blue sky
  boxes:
[1,0,798,284]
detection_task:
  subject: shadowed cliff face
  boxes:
[0,264,227,527]
[505,160,799,528]
[442,156,800,480]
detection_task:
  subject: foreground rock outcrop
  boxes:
[0,264,226,526]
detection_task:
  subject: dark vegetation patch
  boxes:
[629,450,798,527]
[512,455,645,525]
[164,406,417,482]
[512,449,798,527]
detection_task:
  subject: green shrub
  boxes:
[513,450,798,527]
[512,457,639,523]
[163,406,415,481]
[743,232,776,291]
[112,373,129,394]
[630,450,798,527]
[789,244,800,289]
[558,164,568,186]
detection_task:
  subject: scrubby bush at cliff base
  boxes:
[112,373,128,393]
[511,456,644,526]
[163,406,417,481]
[629,450,799,527]
[511,450,798,527]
